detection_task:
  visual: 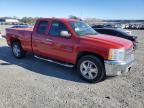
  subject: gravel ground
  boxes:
[0,30,144,108]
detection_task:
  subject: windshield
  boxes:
[69,21,98,36]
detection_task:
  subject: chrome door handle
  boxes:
[46,39,53,42]
[45,38,53,45]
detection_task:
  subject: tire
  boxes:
[12,42,25,58]
[77,55,106,83]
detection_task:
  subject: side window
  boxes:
[115,31,123,36]
[37,21,48,34]
[97,29,106,34]
[103,30,116,35]
[49,21,69,36]
[109,30,118,36]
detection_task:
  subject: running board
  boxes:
[34,55,74,68]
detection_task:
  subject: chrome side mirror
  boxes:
[60,31,71,38]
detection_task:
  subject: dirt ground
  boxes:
[0,30,144,108]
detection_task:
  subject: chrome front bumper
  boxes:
[104,57,135,76]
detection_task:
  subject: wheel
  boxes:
[12,42,25,58]
[77,55,106,83]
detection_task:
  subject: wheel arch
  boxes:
[76,51,104,64]
[10,37,21,46]
[76,51,106,83]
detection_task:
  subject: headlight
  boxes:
[108,49,125,61]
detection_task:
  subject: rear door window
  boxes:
[37,21,48,34]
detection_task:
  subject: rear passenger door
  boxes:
[32,20,54,57]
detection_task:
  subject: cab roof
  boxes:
[36,18,81,22]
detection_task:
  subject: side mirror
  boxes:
[60,31,71,38]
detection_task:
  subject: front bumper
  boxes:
[104,57,135,76]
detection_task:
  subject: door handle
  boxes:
[46,39,53,42]
[45,38,53,45]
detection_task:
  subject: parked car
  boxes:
[113,28,132,35]
[91,25,104,28]
[6,18,135,83]
[141,25,144,29]
[93,28,138,49]
[10,25,32,28]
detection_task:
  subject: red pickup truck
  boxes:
[6,18,135,83]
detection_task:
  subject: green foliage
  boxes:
[20,17,36,24]
[68,15,81,20]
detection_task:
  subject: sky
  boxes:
[0,0,144,19]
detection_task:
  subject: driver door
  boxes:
[47,20,76,63]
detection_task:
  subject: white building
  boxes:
[5,19,19,23]
[0,18,19,24]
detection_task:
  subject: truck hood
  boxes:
[80,34,133,49]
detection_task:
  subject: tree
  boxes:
[20,17,36,24]
[68,15,82,20]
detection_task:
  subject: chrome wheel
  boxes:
[80,60,98,80]
[13,44,20,57]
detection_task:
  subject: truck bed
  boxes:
[6,27,33,34]
[6,27,33,52]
